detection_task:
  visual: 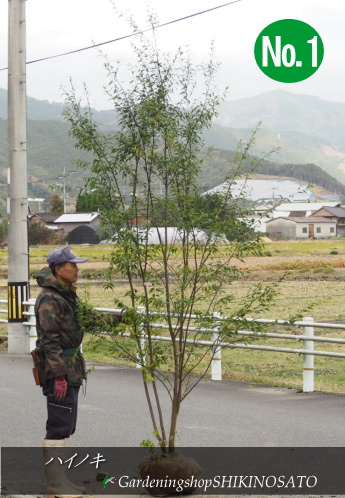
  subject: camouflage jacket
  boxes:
[35,267,86,386]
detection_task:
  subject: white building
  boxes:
[54,213,100,234]
[247,202,341,233]
[266,216,337,239]
[104,227,211,245]
[203,179,316,202]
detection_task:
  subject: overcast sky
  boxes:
[0,0,344,110]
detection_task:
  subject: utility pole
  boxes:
[7,0,30,353]
[58,168,76,213]
[59,167,67,213]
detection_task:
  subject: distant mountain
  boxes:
[3,86,345,149]
[217,90,345,149]
[203,90,345,183]
[0,87,119,128]
[0,88,65,121]
[0,118,91,180]
[1,87,345,211]
[2,85,345,148]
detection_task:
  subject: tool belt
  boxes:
[31,348,47,387]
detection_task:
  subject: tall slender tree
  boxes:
[64,13,279,452]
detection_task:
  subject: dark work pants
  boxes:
[43,379,80,440]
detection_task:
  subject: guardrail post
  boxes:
[303,316,314,393]
[136,306,146,369]
[26,298,37,352]
[211,311,222,381]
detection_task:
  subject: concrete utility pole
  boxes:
[7,0,30,353]
[58,168,76,213]
[61,167,67,214]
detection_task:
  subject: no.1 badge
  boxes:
[254,19,324,83]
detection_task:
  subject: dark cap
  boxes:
[47,246,88,267]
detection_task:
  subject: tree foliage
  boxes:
[75,191,104,213]
[49,194,64,214]
[0,218,8,244]
[28,221,52,245]
[64,14,279,452]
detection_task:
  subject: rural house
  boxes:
[311,206,345,236]
[265,216,337,240]
[242,202,341,233]
[54,212,100,234]
[28,212,60,229]
[272,202,340,218]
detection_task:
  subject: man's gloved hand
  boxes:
[54,375,68,402]
[108,312,123,325]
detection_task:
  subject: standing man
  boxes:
[35,246,89,496]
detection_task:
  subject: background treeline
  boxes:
[199,148,345,199]
[258,161,345,197]
[218,149,345,195]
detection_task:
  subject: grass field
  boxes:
[2,239,345,394]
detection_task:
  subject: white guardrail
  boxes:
[2,299,345,393]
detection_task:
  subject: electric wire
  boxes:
[0,0,242,71]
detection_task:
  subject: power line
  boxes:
[0,0,242,71]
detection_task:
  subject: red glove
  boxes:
[108,313,123,324]
[54,375,68,402]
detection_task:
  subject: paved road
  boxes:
[1,351,345,448]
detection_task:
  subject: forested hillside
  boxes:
[196,152,345,203]
[0,118,344,207]
[212,150,345,197]
[1,87,345,211]
[0,118,91,182]
[203,124,345,183]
